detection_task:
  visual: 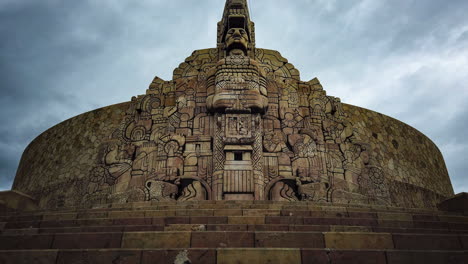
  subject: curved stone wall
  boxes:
[342,103,453,208]
[12,100,453,209]
[13,102,130,208]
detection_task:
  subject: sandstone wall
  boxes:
[13,102,131,208]
[343,103,453,207]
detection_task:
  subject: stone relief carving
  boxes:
[78,0,393,206]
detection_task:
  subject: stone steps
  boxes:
[1,230,467,250]
[0,202,467,263]
[0,248,467,264]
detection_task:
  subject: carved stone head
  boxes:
[225,28,249,55]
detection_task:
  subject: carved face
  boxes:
[225,28,249,51]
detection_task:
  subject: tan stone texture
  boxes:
[217,248,301,264]
[10,0,453,210]
[324,232,394,249]
[121,232,191,248]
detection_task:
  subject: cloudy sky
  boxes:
[1,0,467,193]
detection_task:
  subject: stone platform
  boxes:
[0,201,467,263]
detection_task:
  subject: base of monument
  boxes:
[224,193,254,201]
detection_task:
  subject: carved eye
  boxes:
[240,30,245,34]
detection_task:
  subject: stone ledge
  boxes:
[438,193,468,213]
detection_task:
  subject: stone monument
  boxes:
[10,0,454,210]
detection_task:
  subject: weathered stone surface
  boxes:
[56,250,141,264]
[228,216,265,225]
[438,192,468,212]
[392,234,462,250]
[191,231,254,248]
[141,249,216,264]
[255,232,324,248]
[324,232,394,249]
[0,235,54,250]
[121,232,191,248]
[9,0,453,210]
[217,248,301,264]
[0,191,39,212]
[0,250,58,264]
[386,251,468,264]
[52,233,122,249]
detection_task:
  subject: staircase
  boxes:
[0,201,467,263]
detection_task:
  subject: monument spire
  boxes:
[217,0,255,56]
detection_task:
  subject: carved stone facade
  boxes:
[12,0,453,209]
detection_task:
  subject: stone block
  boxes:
[192,231,254,248]
[141,249,216,264]
[330,225,372,232]
[40,220,77,228]
[151,217,165,225]
[207,224,247,231]
[176,209,214,216]
[121,232,191,248]
[217,248,301,264]
[378,212,413,221]
[42,213,77,221]
[461,235,468,249]
[145,210,176,217]
[413,221,448,229]
[113,218,152,226]
[56,250,141,264]
[303,217,340,225]
[377,220,414,228]
[341,218,378,226]
[412,214,439,222]
[124,225,164,232]
[393,234,461,250]
[165,224,206,231]
[255,232,324,248]
[0,190,39,212]
[280,210,310,217]
[310,211,348,218]
[265,216,304,225]
[0,250,58,264]
[2,228,39,235]
[386,250,468,264]
[289,225,330,232]
[190,216,228,224]
[52,233,122,249]
[324,232,394,249]
[438,192,468,212]
[449,222,468,230]
[213,209,243,216]
[164,216,190,225]
[228,216,264,225]
[78,219,113,227]
[6,221,40,229]
[77,212,108,219]
[109,211,145,219]
[330,250,386,264]
[247,224,289,231]
[0,235,54,250]
[439,215,468,223]
[300,249,329,263]
[347,211,378,219]
[243,209,280,216]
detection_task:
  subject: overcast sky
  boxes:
[1,0,467,194]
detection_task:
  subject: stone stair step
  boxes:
[0,248,467,264]
[2,223,464,236]
[0,231,467,251]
